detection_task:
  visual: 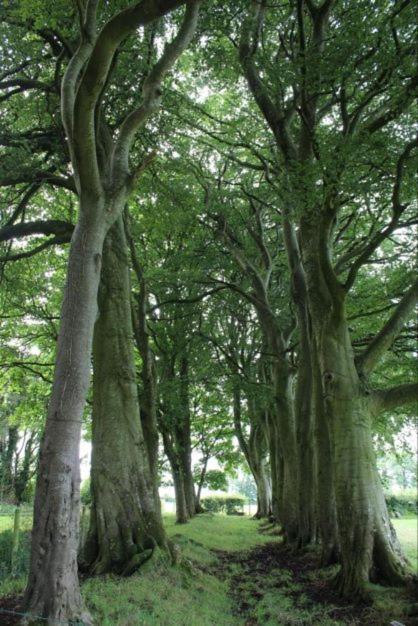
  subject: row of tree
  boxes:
[0,0,417,624]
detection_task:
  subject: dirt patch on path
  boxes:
[212,541,418,626]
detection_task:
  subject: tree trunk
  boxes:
[24,214,106,625]
[312,339,339,565]
[272,370,299,541]
[294,339,316,546]
[300,221,409,595]
[160,425,190,524]
[159,354,196,522]
[330,335,409,595]
[129,231,161,513]
[11,505,21,577]
[172,467,189,524]
[253,460,272,518]
[266,410,283,523]
[284,219,316,547]
[196,455,209,509]
[81,217,169,576]
[176,357,197,517]
[258,314,299,541]
[1,426,18,497]
[248,414,271,519]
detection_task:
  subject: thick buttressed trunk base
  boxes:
[82,481,171,576]
[320,325,410,597]
[333,477,411,598]
[81,219,170,575]
[332,400,410,596]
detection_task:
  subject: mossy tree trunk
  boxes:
[176,356,197,517]
[233,384,272,518]
[81,217,169,575]
[159,353,197,523]
[283,220,316,547]
[312,340,339,565]
[161,428,189,524]
[300,217,410,595]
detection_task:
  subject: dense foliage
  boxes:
[0,0,416,624]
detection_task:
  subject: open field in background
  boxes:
[392,516,418,572]
[0,512,416,625]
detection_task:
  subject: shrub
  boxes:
[385,489,417,517]
[201,494,246,515]
[80,478,92,506]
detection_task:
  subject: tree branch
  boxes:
[239,0,295,161]
[0,220,74,243]
[72,0,188,197]
[343,136,418,291]
[356,278,418,376]
[111,0,200,183]
[370,382,418,415]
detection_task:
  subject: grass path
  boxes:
[84,515,418,625]
[0,513,416,625]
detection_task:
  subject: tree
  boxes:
[2,1,201,622]
[235,0,417,594]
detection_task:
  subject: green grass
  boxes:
[392,516,418,573]
[83,560,237,626]
[82,515,275,626]
[0,507,32,533]
[0,513,416,625]
[164,512,275,551]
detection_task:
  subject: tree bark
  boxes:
[81,217,169,575]
[265,409,283,523]
[312,339,339,565]
[253,460,272,519]
[300,220,409,596]
[24,213,106,625]
[159,354,197,523]
[283,220,316,547]
[271,367,299,541]
[196,454,209,510]
[161,429,189,524]
[127,224,162,513]
[176,356,197,517]
[247,403,272,519]
[233,384,272,518]
[256,312,299,540]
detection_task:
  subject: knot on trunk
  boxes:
[323,371,334,384]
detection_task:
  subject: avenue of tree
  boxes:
[0,0,417,624]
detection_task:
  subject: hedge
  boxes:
[384,490,417,517]
[200,494,246,515]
